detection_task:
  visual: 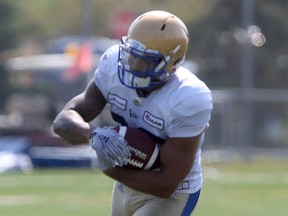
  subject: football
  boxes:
[113,126,161,170]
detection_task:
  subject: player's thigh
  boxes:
[133,190,201,216]
[110,182,130,216]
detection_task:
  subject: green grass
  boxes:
[0,169,114,216]
[194,161,288,216]
[0,161,287,216]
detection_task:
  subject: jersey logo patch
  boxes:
[177,181,190,190]
[143,111,164,129]
[129,109,139,119]
[108,93,127,110]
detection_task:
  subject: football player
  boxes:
[53,10,212,216]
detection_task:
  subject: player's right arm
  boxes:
[53,80,107,144]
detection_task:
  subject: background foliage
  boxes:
[1,0,288,90]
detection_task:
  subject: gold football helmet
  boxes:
[118,10,189,89]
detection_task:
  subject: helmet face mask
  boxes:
[117,10,189,90]
[118,37,170,89]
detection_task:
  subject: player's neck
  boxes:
[136,89,149,97]
[136,83,165,97]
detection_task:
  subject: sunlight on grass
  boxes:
[0,169,113,216]
[194,161,288,216]
[0,161,287,216]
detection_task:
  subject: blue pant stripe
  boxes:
[181,190,201,216]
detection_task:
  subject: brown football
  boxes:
[113,126,161,170]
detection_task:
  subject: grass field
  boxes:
[195,161,288,216]
[0,160,287,216]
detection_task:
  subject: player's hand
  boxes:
[89,127,131,167]
[95,151,115,171]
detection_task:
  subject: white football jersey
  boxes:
[94,45,213,194]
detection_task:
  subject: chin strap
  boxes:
[155,45,181,72]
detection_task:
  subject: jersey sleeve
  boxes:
[94,45,119,97]
[168,86,213,138]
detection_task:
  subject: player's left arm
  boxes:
[104,132,203,198]
[53,80,107,144]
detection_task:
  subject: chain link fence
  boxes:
[204,88,288,162]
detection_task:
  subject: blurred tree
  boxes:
[188,0,288,89]
[1,0,288,90]
[187,0,243,87]
[0,0,18,51]
[255,0,288,88]
[0,0,20,109]
[9,0,215,39]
